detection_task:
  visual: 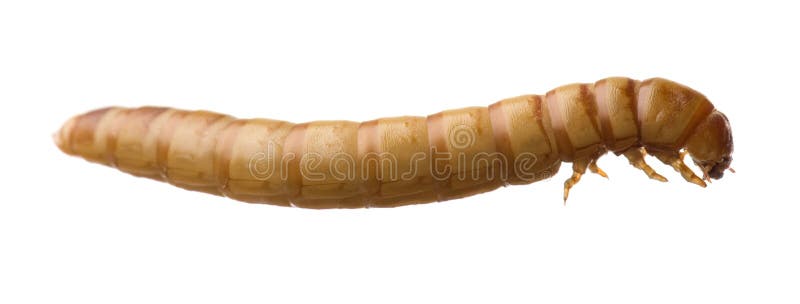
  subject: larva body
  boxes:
[54,77,734,208]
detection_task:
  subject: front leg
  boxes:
[649,150,707,188]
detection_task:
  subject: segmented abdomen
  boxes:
[55,77,714,208]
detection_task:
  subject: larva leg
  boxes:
[623,147,668,182]
[691,151,715,183]
[588,159,608,178]
[563,158,590,202]
[650,150,707,188]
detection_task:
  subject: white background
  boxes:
[1,1,798,303]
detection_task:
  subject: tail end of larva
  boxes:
[54,116,78,155]
[53,107,118,163]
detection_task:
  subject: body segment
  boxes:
[55,77,734,208]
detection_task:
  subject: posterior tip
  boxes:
[54,117,76,155]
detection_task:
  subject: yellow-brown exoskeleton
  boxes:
[54,77,734,208]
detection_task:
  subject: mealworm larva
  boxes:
[54,77,734,208]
